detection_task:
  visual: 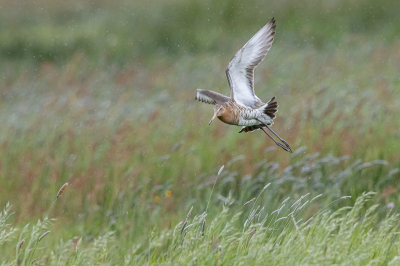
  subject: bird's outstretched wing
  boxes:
[225,18,276,108]
[195,89,230,105]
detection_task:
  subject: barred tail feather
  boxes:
[259,96,278,119]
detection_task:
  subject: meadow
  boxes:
[0,0,400,264]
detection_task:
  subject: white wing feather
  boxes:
[195,89,230,105]
[226,18,276,108]
[196,90,216,104]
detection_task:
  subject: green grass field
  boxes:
[1,0,400,264]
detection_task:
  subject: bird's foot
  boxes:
[276,142,291,153]
[281,139,292,153]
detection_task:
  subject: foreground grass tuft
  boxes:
[1,192,399,265]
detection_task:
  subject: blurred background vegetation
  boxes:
[0,0,400,262]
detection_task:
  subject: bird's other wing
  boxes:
[195,89,230,105]
[225,17,276,108]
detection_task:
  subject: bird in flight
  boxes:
[195,18,292,152]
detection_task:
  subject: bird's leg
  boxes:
[260,128,291,152]
[256,119,292,153]
[265,125,292,152]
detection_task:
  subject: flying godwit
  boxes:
[195,18,292,152]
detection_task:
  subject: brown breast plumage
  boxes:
[217,102,240,125]
[218,112,236,125]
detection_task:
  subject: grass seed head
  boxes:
[272,204,285,215]
[180,221,188,235]
[186,206,193,220]
[262,183,271,191]
[243,198,256,206]
[310,194,323,202]
[281,197,290,205]
[39,231,50,242]
[218,165,225,176]
[19,239,25,249]
[57,183,69,198]
[275,216,287,222]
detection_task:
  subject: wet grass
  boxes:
[1,0,400,264]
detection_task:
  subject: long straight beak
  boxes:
[209,113,217,125]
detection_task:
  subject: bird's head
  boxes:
[209,104,225,125]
